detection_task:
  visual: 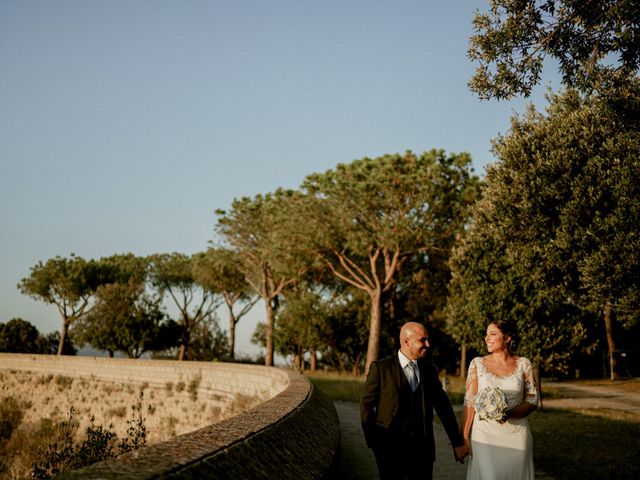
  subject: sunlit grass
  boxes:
[567,377,640,393]
[305,370,364,402]
[305,370,467,403]
[530,408,640,479]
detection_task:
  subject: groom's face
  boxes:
[404,326,430,360]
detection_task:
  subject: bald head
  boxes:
[399,322,430,360]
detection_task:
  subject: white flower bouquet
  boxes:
[474,386,508,421]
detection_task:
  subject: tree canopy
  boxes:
[74,280,178,358]
[193,247,257,359]
[18,255,105,355]
[215,190,313,366]
[299,150,480,371]
[148,253,221,361]
[447,84,640,377]
[0,318,41,353]
[469,0,640,99]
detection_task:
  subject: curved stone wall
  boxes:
[0,354,340,479]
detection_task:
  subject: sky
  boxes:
[0,0,561,359]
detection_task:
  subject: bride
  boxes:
[462,320,538,480]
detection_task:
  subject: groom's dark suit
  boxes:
[360,355,464,479]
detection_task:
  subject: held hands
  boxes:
[453,445,469,464]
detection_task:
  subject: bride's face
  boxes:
[485,323,509,353]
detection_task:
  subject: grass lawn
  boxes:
[530,408,640,480]
[306,370,364,402]
[306,371,640,479]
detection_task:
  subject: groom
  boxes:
[360,321,468,480]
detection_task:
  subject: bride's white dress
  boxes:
[465,356,538,480]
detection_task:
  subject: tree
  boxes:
[173,318,228,362]
[193,248,257,360]
[18,255,104,355]
[299,150,480,372]
[215,190,313,366]
[0,318,40,353]
[319,287,371,375]
[148,253,221,361]
[270,286,327,371]
[447,85,640,379]
[469,0,640,99]
[36,330,77,355]
[74,281,178,358]
[446,193,594,383]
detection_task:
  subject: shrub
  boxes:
[54,375,73,391]
[0,395,25,441]
[188,375,201,402]
[31,390,148,478]
[106,406,127,419]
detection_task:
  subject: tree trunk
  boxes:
[310,348,317,372]
[535,363,543,411]
[604,300,617,380]
[293,353,302,372]
[57,320,69,356]
[459,343,467,379]
[265,298,275,367]
[364,289,382,375]
[178,343,186,361]
[107,349,114,358]
[352,353,361,377]
[228,306,237,360]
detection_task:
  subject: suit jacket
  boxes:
[360,355,463,461]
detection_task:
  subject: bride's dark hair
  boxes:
[491,319,519,353]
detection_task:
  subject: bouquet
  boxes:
[474,386,508,421]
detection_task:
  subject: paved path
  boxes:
[334,401,466,480]
[333,381,639,479]
[541,380,640,414]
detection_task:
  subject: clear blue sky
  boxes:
[0,0,559,358]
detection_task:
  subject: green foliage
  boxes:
[469,0,640,99]
[31,392,148,479]
[312,287,370,374]
[193,248,257,359]
[298,150,481,367]
[182,319,229,362]
[216,190,315,366]
[148,252,221,360]
[447,84,640,373]
[36,330,77,356]
[272,286,327,367]
[18,255,103,355]
[0,318,40,353]
[119,391,149,453]
[187,375,201,402]
[0,396,25,442]
[74,280,177,358]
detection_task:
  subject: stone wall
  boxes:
[0,354,340,479]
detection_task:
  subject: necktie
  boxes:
[406,361,419,391]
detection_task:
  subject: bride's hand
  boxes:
[463,437,472,458]
[498,409,511,424]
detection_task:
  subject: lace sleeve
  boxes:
[522,358,538,405]
[463,358,479,407]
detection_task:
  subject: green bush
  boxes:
[31,391,148,479]
[0,395,25,441]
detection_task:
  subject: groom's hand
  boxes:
[453,445,468,463]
